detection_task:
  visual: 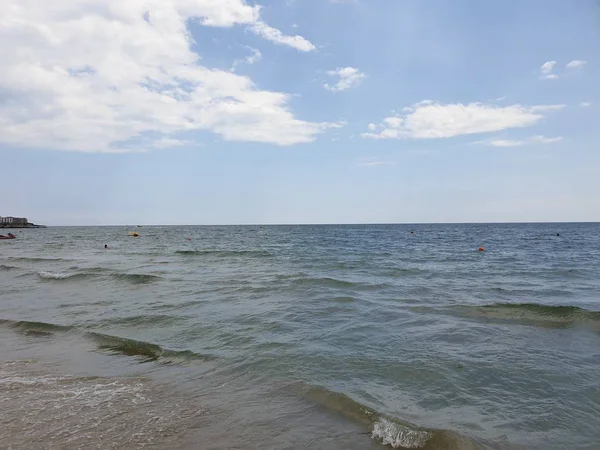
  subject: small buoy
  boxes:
[556,233,560,237]
[478,247,485,252]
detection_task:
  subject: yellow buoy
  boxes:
[128,231,140,237]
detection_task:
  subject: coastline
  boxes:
[0,223,46,229]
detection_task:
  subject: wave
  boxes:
[91,314,187,327]
[7,256,71,262]
[329,296,357,303]
[0,319,73,337]
[470,302,600,323]
[175,249,273,258]
[0,264,19,271]
[302,385,483,449]
[0,319,211,364]
[291,276,387,291]
[416,303,600,331]
[86,332,212,363]
[35,270,161,284]
[458,303,600,326]
[37,271,90,281]
[110,272,162,284]
[372,418,432,448]
[386,267,426,277]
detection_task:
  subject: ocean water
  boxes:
[1,223,599,450]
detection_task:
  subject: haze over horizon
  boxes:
[1,0,599,225]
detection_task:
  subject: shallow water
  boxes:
[1,223,599,449]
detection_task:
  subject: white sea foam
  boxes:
[38,271,77,280]
[371,417,432,449]
[0,365,203,449]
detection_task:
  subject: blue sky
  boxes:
[1,0,599,225]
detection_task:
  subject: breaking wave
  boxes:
[37,271,89,281]
[35,270,161,284]
[372,418,432,448]
[302,385,485,449]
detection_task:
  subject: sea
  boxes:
[1,223,599,450]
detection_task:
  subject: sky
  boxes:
[1,0,599,225]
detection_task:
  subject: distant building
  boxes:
[0,217,28,225]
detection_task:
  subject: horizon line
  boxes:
[35,220,600,227]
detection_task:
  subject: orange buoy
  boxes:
[478,247,485,252]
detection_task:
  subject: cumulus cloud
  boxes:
[540,61,558,80]
[324,67,366,92]
[566,60,587,69]
[477,135,563,147]
[362,101,565,140]
[0,0,327,152]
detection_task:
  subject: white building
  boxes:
[0,217,28,225]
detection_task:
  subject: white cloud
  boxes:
[480,139,525,148]
[0,0,330,152]
[362,101,565,140]
[477,135,563,147]
[540,61,556,73]
[245,48,262,65]
[151,137,190,148]
[566,60,587,69]
[540,61,558,80]
[529,104,566,112]
[250,22,315,52]
[232,47,262,70]
[529,135,563,144]
[540,59,587,80]
[324,67,366,92]
[580,101,593,108]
